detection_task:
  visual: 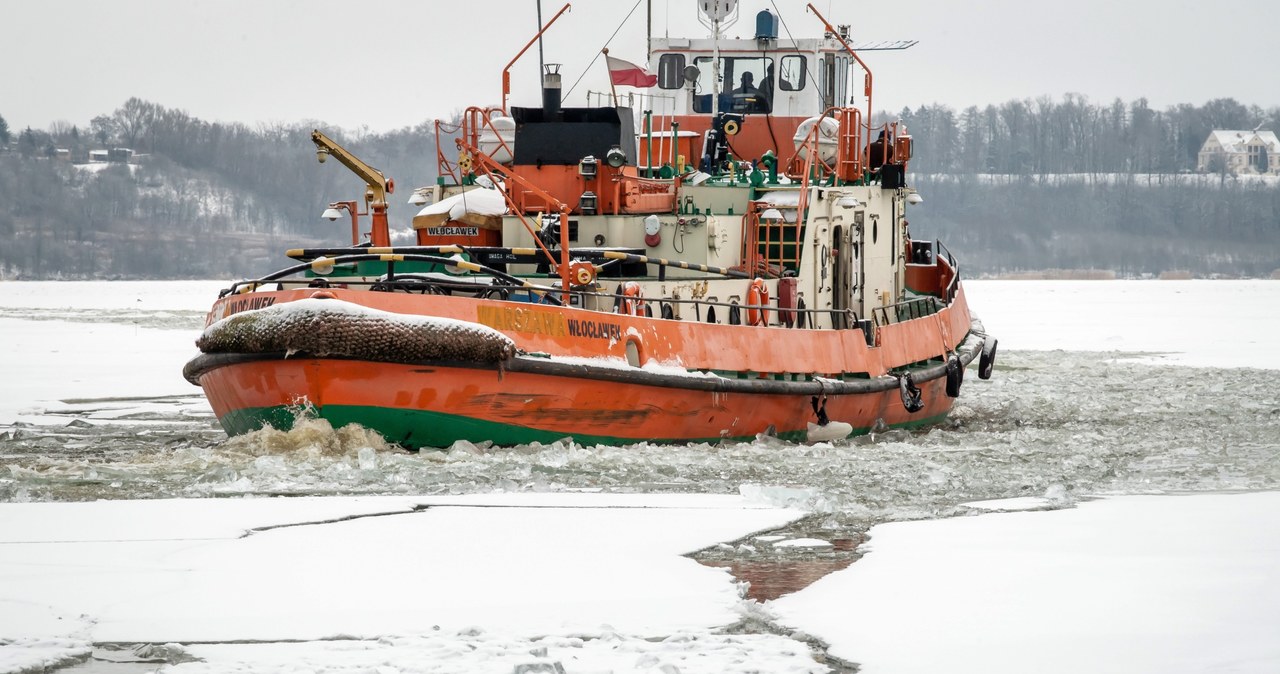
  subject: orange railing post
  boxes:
[455,136,573,294]
[807,3,874,164]
[434,119,460,184]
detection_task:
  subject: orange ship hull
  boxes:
[185,284,983,448]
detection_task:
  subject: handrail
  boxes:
[435,120,460,184]
[806,3,873,158]
[455,136,573,293]
[463,106,513,163]
[784,106,863,184]
[221,253,563,304]
[864,120,903,180]
[225,271,877,331]
[741,200,803,276]
[835,107,863,182]
[871,296,943,327]
[936,240,961,301]
[601,250,749,279]
[786,109,836,180]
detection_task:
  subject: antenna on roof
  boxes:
[849,40,919,51]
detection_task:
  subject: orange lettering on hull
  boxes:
[476,306,570,338]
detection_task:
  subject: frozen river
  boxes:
[1,279,1278,673]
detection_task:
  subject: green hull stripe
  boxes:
[219,404,950,450]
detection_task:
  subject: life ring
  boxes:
[899,373,924,413]
[746,278,770,326]
[979,338,998,379]
[618,281,644,316]
[945,354,963,398]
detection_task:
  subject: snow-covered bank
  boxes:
[772,491,1280,673]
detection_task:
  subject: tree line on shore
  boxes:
[890,95,1280,175]
[0,94,1277,279]
[0,99,441,278]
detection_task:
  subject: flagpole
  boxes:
[602,48,619,107]
[537,0,545,74]
[646,0,652,63]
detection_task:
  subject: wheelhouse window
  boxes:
[779,54,806,91]
[691,56,774,114]
[657,53,686,90]
[819,54,849,109]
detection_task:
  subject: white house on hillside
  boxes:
[1197,129,1279,175]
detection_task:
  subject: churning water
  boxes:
[3,280,1278,521]
[4,347,1276,522]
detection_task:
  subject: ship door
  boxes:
[831,225,853,329]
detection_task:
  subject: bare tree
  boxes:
[48,120,75,140]
[90,115,116,147]
[113,97,158,149]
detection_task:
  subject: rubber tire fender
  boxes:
[899,373,924,413]
[945,354,963,398]
[979,338,998,380]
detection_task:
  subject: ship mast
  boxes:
[696,0,739,117]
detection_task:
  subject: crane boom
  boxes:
[312,129,395,247]
[311,129,393,205]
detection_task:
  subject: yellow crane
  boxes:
[312,129,395,247]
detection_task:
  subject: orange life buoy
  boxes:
[619,281,645,316]
[746,278,769,326]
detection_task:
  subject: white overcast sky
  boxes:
[4,0,1278,134]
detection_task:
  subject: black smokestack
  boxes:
[542,64,562,121]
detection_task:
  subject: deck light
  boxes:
[761,208,783,221]
[837,196,861,208]
[606,145,627,168]
[321,207,344,221]
[906,192,923,205]
[408,190,431,206]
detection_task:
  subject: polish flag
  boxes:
[606,54,658,88]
